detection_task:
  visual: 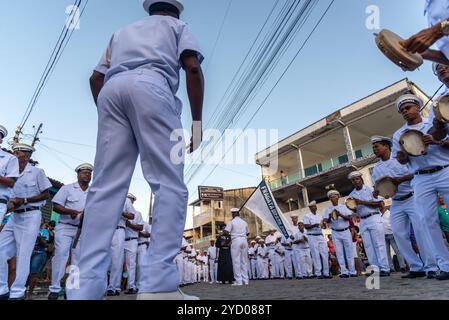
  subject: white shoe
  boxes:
[136,288,199,300]
[231,283,243,286]
[244,282,249,285]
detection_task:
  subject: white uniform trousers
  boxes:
[283,249,293,278]
[250,259,257,279]
[0,203,7,226]
[174,254,184,285]
[183,260,191,284]
[0,210,41,298]
[190,261,196,283]
[277,253,285,278]
[50,223,78,293]
[209,260,217,283]
[230,237,249,284]
[108,228,125,292]
[267,248,276,278]
[292,249,302,277]
[202,264,209,282]
[412,167,449,272]
[124,239,138,290]
[257,257,269,279]
[359,214,390,272]
[332,229,356,276]
[390,196,438,272]
[67,70,188,299]
[137,242,150,289]
[307,234,330,276]
[298,248,313,277]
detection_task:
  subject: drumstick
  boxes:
[420,84,445,112]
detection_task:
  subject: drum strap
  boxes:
[415,165,449,175]
[392,192,414,202]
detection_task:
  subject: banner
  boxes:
[242,180,293,238]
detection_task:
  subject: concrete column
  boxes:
[302,186,309,207]
[297,148,305,179]
[343,126,355,162]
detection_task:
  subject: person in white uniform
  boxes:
[225,208,249,286]
[289,214,302,279]
[348,171,390,276]
[67,0,204,300]
[293,222,313,279]
[303,201,331,279]
[107,194,136,296]
[371,134,438,279]
[264,230,277,279]
[323,190,357,278]
[48,163,93,300]
[137,221,151,289]
[175,237,188,286]
[207,239,217,284]
[0,126,19,225]
[256,239,269,279]
[281,235,294,280]
[248,240,258,280]
[274,236,285,279]
[393,94,449,280]
[0,144,52,300]
[200,251,209,283]
[124,207,144,294]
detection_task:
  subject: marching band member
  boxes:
[281,235,294,280]
[264,230,277,279]
[294,222,313,279]
[256,239,269,279]
[289,214,302,280]
[137,221,151,289]
[207,239,217,284]
[248,241,258,280]
[175,237,188,286]
[274,236,285,279]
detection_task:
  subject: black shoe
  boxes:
[400,267,407,274]
[317,275,324,279]
[350,274,358,278]
[0,292,9,301]
[427,271,437,279]
[9,295,25,300]
[401,271,426,279]
[436,271,449,280]
[309,275,317,279]
[106,290,116,297]
[125,288,138,295]
[114,291,120,296]
[324,275,333,279]
[379,271,390,277]
[339,274,349,278]
[296,277,303,280]
[48,292,59,300]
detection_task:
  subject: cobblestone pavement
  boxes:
[30,273,449,300]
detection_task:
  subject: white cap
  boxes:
[308,200,317,207]
[258,239,265,243]
[396,94,423,111]
[250,240,256,244]
[75,163,93,173]
[0,125,7,138]
[127,193,137,201]
[327,190,340,198]
[143,0,184,14]
[290,214,299,218]
[230,208,240,213]
[348,171,363,180]
[12,143,35,153]
[255,236,261,240]
[371,135,392,145]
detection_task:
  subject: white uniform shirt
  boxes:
[120,197,136,228]
[248,247,257,259]
[425,0,449,59]
[303,212,323,235]
[11,164,52,209]
[372,157,414,199]
[381,210,394,235]
[225,216,249,240]
[293,229,310,249]
[257,246,267,258]
[264,234,277,249]
[0,149,19,201]
[392,118,449,171]
[349,185,382,218]
[281,236,293,250]
[323,204,353,230]
[138,222,151,244]
[52,182,88,225]
[207,245,217,260]
[96,15,204,97]
[125,210,143,239]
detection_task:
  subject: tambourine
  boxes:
[345,198,357,211]
[375,29,423,72]
[434,94,449,123]
[375,176,398,198]
[399,129,428,157]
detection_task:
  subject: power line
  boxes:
[40,136,96,148]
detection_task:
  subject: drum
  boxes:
[399,129,428,156]
[434,94,449,123]
[345,198,357,211]
[331,210,338,220]
[375,29,423,72]
[375,176,398,198]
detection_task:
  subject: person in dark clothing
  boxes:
[215,230,234,284]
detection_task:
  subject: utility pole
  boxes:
[31,123,43,147]
[148,192,153,224]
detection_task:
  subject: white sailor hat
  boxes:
[255,236,261,240]
[371,135,392,145]
[127,193,137,201]
[75,163,93,173]
[250,240,256,244]
[12,143,35,153]
[308,200,317,207]
[327,190,340,198]
[0,125,7,138]
[143,0,184,14]
[348,171,363,180]
[230,208,240,213]
[258,239,265,243]
[290,213,299,218]
[396,94,423,111]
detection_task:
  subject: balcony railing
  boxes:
[194,235,214,244]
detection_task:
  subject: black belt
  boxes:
[59,222,79,227]
[332,227,350,232]
[116,226,125,230]
[393,192,414,202]
[360,212,380,220]
[14,207,40,214]
[285,248,293,251]
[0,199,8,205]
[125,237,138,241]
[415,165,449,175]
[138,242,149,247]
[307,233,322,236]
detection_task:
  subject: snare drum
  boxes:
[434,94,449,123]
[399,129,427,156]
[375,29,423,72]
[345,198,357,211]
[375,176,397,198]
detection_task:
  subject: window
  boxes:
[338,154,349,164]
[355,150,363,159]
[304,166,318,177]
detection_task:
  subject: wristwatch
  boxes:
[440,20,449,36]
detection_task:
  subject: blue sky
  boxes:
[0,0,442,229]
